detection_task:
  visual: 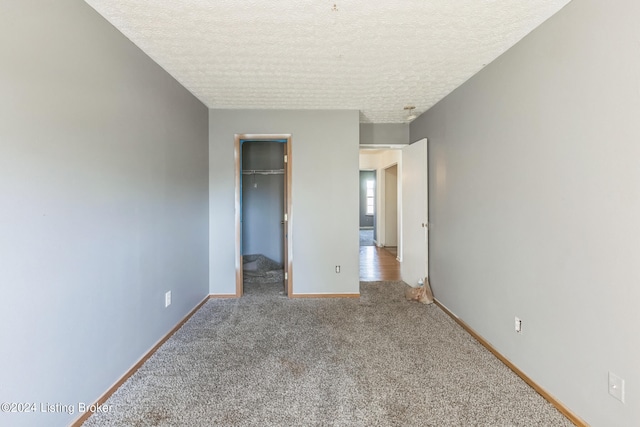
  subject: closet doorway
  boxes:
[234,134,292,297]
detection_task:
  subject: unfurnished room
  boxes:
[1,1,639,426]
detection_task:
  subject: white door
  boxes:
[401,138,428,286]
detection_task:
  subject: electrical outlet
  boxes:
[608,372,625,403]
[165,291,171,308]
[335,265,340,273]
[515,316,522,333]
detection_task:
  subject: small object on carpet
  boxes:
[405,278,434,304]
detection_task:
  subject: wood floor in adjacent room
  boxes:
[359,245,401,282]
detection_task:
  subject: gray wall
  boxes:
[410,0,640,425]
[359,171,375,228]
[0,2,209,426]
[210,109,360,295]
[242,142,285,264]
[360,123,409,146]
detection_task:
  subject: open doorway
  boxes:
[358,148,403,281]
[235,134,292,297]
[359,170,376,247]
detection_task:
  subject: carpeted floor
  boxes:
[83,282,572,427]
[360,229,374,246]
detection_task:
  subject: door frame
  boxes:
[235,134,293,297]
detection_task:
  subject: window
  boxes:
[366,180,374,215]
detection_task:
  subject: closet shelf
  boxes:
[242,169,285,175]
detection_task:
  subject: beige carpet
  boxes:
[82,281,572,426]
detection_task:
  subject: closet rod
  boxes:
[242,169,285,175]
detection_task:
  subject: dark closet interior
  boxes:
[241,141,285,292]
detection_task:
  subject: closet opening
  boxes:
[235,134,292,297]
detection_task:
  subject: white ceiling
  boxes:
[85,0,571,123]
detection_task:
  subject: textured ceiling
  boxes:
[84,0,571,123]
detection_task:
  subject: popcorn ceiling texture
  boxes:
[85,0,571,123]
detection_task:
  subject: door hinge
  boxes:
[284,155,288,163]
[284,272,288,280]
[284,213,288,221]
